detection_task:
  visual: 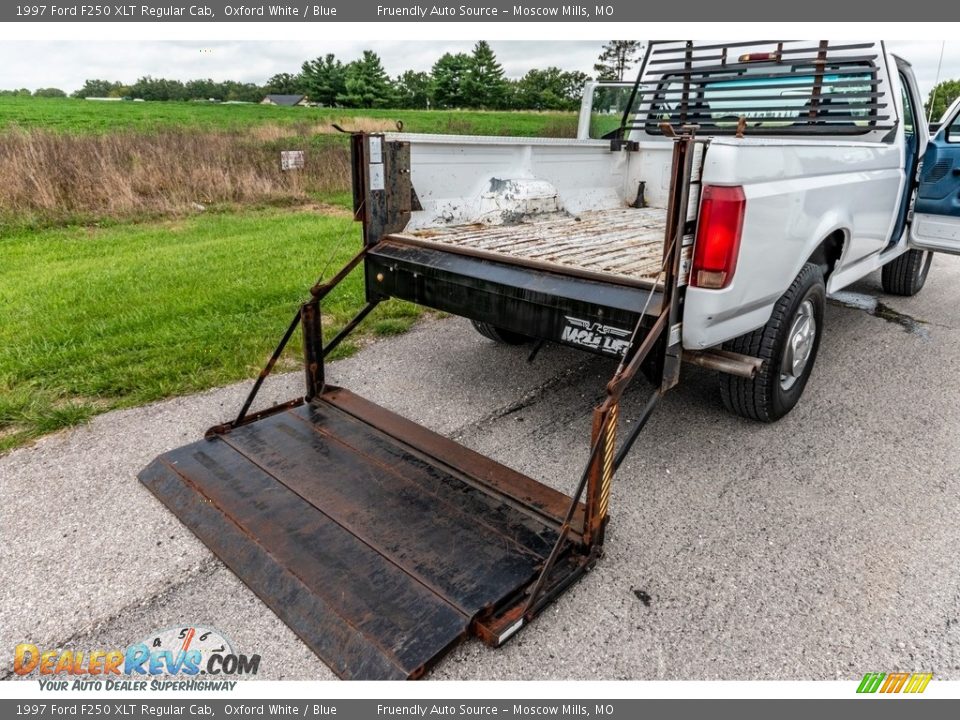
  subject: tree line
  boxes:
[6,41,959,118]
[0,41,640,111]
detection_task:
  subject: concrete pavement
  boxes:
[2,256,959,681]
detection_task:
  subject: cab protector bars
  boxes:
[618,40,895,138]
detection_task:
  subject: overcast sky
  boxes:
[1,40,958,99]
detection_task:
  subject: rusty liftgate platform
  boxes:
[139,131,740,679]
[140,385,588,679]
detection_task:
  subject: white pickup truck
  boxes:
[141,40,960,679]
[368,39,960,421]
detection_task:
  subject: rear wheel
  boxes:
[881,249,932,296]
[471,320,530,345]
[720,263,825,422]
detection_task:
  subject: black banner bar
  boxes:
[3,0,960,22]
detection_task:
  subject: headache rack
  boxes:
[619,40,898,137]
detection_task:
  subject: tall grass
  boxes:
[0,128,351,228]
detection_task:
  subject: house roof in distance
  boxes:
[262,94,306,106]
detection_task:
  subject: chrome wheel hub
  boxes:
[780,299,816,391]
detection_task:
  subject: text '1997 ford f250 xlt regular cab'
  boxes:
[139,41,960,679]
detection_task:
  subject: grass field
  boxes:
[0,208,421,453]
[0,98,579,230]
[0,100,580,451]
[0,97,578,137]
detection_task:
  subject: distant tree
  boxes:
[337,51,396,108]
[395,70,431,109]
[463,41,509,109]
[515,68,589,110]
[301,54,346,106]
[185,78,221,100]
[430,52,472,109]
[131,76,187,101]
[220,81,264,103]
[926,79,960,122]
[265,72,303,96]
[33,87,67,98]
[594,41,642,81]
[72,79,125,98]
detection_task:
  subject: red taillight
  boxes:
[739,52,778,62]
[691,185,746,290]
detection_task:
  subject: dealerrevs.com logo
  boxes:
[14,626,260,691]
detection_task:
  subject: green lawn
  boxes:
[0,97,577,137]
[0,100,579,451]
[0,208,421,453]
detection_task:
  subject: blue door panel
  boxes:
[915,123,960,218]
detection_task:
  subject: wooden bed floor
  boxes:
[392,206,668,283]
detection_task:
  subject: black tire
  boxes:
[471,320,530,345]
[720,263,826,422]
[881,249,932,296]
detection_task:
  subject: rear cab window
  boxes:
[645,65,880,135]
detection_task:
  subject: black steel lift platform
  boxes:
[141,387,588,680]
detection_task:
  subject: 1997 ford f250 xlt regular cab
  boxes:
[376,39,959,421]
[140,41,960,679]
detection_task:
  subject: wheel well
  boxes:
[807,230,845,280]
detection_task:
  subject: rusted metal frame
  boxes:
[475,548,596,647]
[513,272,669,617]
[385,233,662,292]
[207,398,304,438]
[518,130,699,617]
[519,429,608,617]
[617,43,654,140]
[611,390,662,474]
[650,53,880,76]
[215,245,371,435]
[650,40,873,56]
[303,273,381,401]
[302,300,324,401]
[660,135,700,393]
[603,135,696,402]
[322,301,380,360]
[310,246,368,299]
[226,306,304,431]
[808,40,830,120]
[582,133,701,543]
[355,133,414,248]
[604,309,669,401]
[679,41,694,126]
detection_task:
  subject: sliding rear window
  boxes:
[644,63,880,135]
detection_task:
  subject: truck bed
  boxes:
[390,206,667,286]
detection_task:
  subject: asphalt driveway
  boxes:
[2,256,959,681]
